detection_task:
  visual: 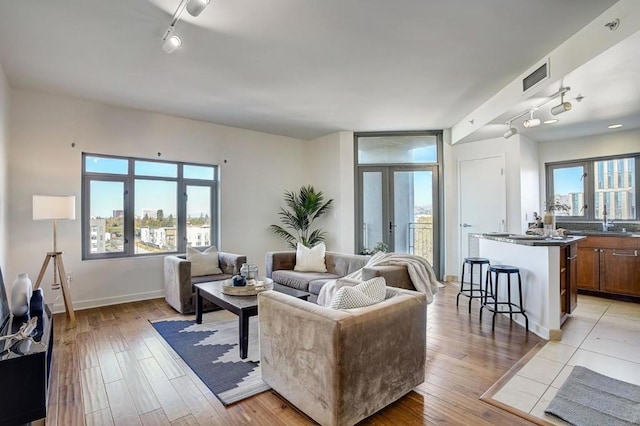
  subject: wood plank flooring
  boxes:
[47,283,542,425]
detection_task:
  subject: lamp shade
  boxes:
[33,195,76,220]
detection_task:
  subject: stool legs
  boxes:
[457,261,488,313]
[481,268,528,333]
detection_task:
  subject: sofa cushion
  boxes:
[187,246,222,276]
[272,270,340,291]
[326,252,369,276]
[308,278,338,296]
[294,242,327,272]
[329,277,386,309]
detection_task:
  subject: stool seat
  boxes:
[489,265,519,273]
[465,257,490,264]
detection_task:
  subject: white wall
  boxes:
[445,134,538,278]
[519,134,541,229]
[0,64,8,274]
[8,89,306,312]
[537,127,640,207]
[305,131,355,253]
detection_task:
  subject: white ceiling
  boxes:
[460,29,640,144]
[0,0,621,140]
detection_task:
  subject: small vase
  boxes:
[11,272,33,317]
[543,211,555,237]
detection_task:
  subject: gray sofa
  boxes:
[259,287,427,425]
[265,251,414,303]
[164,251,246,314]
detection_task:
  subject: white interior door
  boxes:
[459,156,506,260]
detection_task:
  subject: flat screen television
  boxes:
[0,267,9,333]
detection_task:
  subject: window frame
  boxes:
[546,153,639,223]
[82,153,218,260]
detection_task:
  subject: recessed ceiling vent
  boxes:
[522,58,550,95]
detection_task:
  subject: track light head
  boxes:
[551,101,572,116]
[523,109,540,128]
[162,31,182,54]
[186,0,210,16]
[504,127,517,139]
[523,118,541,128]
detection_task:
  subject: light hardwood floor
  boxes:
[46,283,542,425]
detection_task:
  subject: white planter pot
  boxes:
[10,272,33,317]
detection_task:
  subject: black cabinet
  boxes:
[0,305,53,426]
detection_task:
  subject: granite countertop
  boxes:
[473,233,586,246]
[566,230,640,237]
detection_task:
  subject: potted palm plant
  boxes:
[270,185,334,249]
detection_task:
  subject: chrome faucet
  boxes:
[602,204,614,231]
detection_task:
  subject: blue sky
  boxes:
[554,166,584,195]
[87,157,213,218]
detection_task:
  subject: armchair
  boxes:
[258,287,426,426]
[163,251,246,314]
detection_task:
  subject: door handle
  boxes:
[567,255,578,260]
[461,223,472,228]
[612,250,638,257]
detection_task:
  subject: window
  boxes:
[547,163,586,217]
[546,154,638,222]
[82,153,217,259]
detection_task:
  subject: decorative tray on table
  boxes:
[221,278,274,296]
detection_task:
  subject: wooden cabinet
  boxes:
[577,246,600,290]
[560,243,578,323]
[602,248,640,296]
[576,236,640,300]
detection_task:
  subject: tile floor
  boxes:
[492,294,640,425]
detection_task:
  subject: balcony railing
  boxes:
[408,222,433,264]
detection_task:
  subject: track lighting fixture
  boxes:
[551,92,572,115]
[504,121,517,139]
[523,110,541,128]
[161,0,211,53]
[186,0,210,17]
[162,27,182,53]
[502,87,572,138]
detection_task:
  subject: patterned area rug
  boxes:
[151,311,270,405]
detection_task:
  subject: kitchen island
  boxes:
[474,234,585,340]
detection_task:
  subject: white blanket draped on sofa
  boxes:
[317,252,441,306]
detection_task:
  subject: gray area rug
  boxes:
[545,366,640,426]
[152,311,270,405]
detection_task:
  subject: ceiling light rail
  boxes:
[161,0,210,54]
[503,87,571,139]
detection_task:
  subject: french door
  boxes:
[357,165,440,274]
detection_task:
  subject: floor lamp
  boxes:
[32,195,77,327]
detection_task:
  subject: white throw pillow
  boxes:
[294,242,327,272]
[329,277,386,309]
[187,246,222,276]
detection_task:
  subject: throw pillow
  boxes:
[294,242,327,272]
[187,246,222,276]
[329,277,386,309]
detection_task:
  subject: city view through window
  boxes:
[550,157,636,220]
[85,155,216,258]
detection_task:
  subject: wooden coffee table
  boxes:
[194,280,310,359]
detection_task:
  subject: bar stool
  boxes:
[457,257,490,313]
[480,265,529,332]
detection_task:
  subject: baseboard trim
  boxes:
[51,290,165,314]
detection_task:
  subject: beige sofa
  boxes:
[163,251,246,314]
[265,251,414,303]
[258,288,427,426]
